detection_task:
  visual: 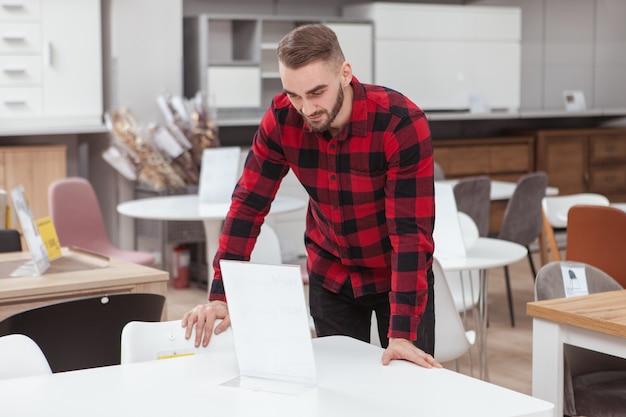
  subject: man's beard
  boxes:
[302,84,344,133]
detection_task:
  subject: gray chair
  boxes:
[535,261,626,417]
[497,171,548,326]
[0,293,165,373]
[453,175,491,237]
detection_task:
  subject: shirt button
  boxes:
[330,175,336,181]
[330,144,336,150]
[334,205,339,210]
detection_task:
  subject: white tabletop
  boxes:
[437,179,559,201]
[0,335,553,417]
[117,194,307,221]
[438,237,528,272]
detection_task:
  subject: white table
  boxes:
[438,237,528,380]
[527,290,626,417]
[0,335,553,417]
[117,195,307,289]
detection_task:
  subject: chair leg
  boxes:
[503,265,515,327]
[526,247,537,281]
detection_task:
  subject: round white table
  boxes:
[117,195,307,291]
[438,237,527,380]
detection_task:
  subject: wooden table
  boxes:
[527,290,626,417]
[0,248,169,321]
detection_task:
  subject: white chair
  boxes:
[0,334,52,379]
[541,193,609,262]
[120,319,234,364]
[433,257,476,374]
[250,224,282,265]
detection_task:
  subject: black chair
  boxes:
[0,293,165,373]
[0,229,22,253]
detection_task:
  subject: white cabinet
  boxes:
[183,15,373,120]
[0,0,102,128]
[343,3,521,112]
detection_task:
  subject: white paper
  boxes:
[434,182,467,259]
[10,185,49,275]
[561,264,589,297]
[219,260,317,391]
[198,147,241,204]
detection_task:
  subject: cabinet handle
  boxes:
[3,99,27,106]
[2,67,26,74]
[45,42,54,67]
[2,34,26,42]
[1,2,25,9]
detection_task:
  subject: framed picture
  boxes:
[563,90,587,111]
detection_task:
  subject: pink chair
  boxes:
[48,177,155,266]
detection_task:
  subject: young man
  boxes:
[183,23,440,369]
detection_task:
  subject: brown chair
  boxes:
[453,175,491,237]
[496,171,548,326]
[565,205,626,288]
[535,261,626,417]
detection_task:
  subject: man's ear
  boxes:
[341,61,353,86]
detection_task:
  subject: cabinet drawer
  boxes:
[489,143,532,173]
[0,22,40,53]
[0,55,41,85]
[0,87,42,117]
[434,145,490,176]
[589,135,626,164]
[0,0,40,21]
[589,166,626,193]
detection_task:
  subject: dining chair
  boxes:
[535,261,626,417]
[48,177,155,266]
[496,171,548,327]
[453,175,491,237]
[0,229,22,253]
[433,257,476,375]
[0,334,52,379]
[0,293,165,373]
[565,205,626,288]
[120,319,234,364]
[540,193,609,263]
[433,161,446,181]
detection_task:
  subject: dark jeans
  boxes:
[309,271,435,354]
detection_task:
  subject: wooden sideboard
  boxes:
[534,128,626,202]
[433,136,535,234]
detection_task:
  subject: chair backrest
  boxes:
[433,257,474,363]
[566,205,626,287]
[249,223,282,265]
[120,319,234,364]
[542,193,609,228]
[445,213,481,313]
[454,176,491,237]
[0,293,165,373]
[535,261,623,301]
[0,334,52,379]
[48,177,113,251]
[434,161,446,180]
[0,229,22,253]
[498,172,548,246]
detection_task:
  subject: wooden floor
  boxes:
[165,251,543,396]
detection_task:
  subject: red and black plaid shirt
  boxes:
[209,77,435,341]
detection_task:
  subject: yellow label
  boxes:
[36,216,62,260]
[157,351,195,360]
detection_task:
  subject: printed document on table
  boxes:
[219,260,317,393]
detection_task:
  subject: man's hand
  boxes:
[181,301,230,347]
[381,337,443,368]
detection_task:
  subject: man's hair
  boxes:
[277,24,345,69]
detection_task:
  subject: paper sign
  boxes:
[10,185,50,275]
[219,260,317,393]
[561,264,589,297]
[198,147,241,204]
[36,216,62,260]
[434,182,467,259]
